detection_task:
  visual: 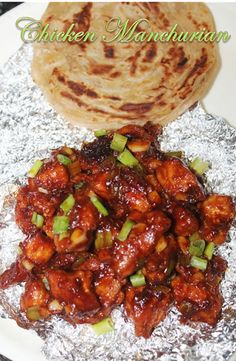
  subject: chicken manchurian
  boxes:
[0,123,235,338]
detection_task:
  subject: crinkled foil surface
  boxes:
[0,45,235,361]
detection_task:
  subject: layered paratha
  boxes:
[32,2,219,129]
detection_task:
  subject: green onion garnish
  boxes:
[189,239,205,257]
[117,148,139,168]
[60,194,75,214]
[130,271,146,287]
[110,133,127,152]
[28,160,43,178]
[95,230,113,249]
[91,317,114,335]
[89,194,109,216]
[31,212,44,228]
[57,154,72,166]
[117,219,135,242]
[190,256,208,271]
[165,151,183,158]
[94,129,107,137]
[26,306,41,321]
[190,157,209,175]
[189,232,201,242]
[74,182,85,189]
[53,216,69,234]
[204,242,215,260]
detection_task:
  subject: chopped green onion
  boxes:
[26,306,41,321]
[190,256,208,271]
[95,230,113,249]
[165,151,183,158]
[190,157,209,175]
[189,232,201,242]
[60,194,75,214]
[130,271,146,287]
[58,232,69,241]
[28,160,43,178]
[91,317,114,335]
[204,242,215,260]
[94,129,107,137]
[57,154,72,166]
[110,133,127,152]
[117,219,135,242]
[89,194,109,216]
[189,239,205,257]
[42,277,50,291]
[53,216,69,234]
[74,182,85,189]
[117,148,139,168]
[31,212,44,228]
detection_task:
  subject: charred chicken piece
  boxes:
[199,194,235,244]
[156,158,205,203]
[172,206,199,237]
[125,285,172,338]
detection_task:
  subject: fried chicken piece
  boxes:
[0,260,28,289]
[156,158,205,203]
[172,206,199,237]
[15,186,62,234]
[171,256,227,326]
[20,280,50,320]
[125,285,172,338]
[30,159,70,192]
[21,232,55,265]
[199,194,235,244]
[46,269,100,312]
[142,234,177,284]
[112,210,171,278]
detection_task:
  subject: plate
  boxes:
[0,3,235,361]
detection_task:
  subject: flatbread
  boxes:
[32,2,219,129]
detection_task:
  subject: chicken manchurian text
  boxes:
[0,123,235,338]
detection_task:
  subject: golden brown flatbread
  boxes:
[32,2,219,129]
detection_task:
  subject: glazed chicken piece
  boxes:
[15,186,63,235]
[198,194,235,244]
[171,256,227,326]
[20,232,55,265]
[112,210,171,278]
[20,280,50,320]
[30,159,70,193]
[172,206,199,237]
[125,285,172,338]
[142,234,177,284]
[46,269,100,313]
[156,158,205,203]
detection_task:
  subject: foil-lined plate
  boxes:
[0,44,235,361]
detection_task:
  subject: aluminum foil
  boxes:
[0,44,236,361]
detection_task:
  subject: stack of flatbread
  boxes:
[32,2,219,129]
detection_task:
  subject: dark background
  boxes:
[0,2,22,16]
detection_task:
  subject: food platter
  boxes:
[0,3,235,361]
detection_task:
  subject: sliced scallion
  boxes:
[91,317,114,335]
[165,151,183,158]
[117,148,139,168]
[190,157,209,175]
[204,242,215,260]
[190,256,208,271]
[95,230,113,249]
[94,129,107,137]
[60,194,75,214]
[74,182,85,189]
[57,154,72,166]
[89,194,109,216]
[26,306,41,321]
[189,232,200,242]
[130,271,146,287]
[189,239,205,257]
[28,160,43,178]
[53,216,69,234]
[117,219,135,242]
[31,212,44,228]
[110,133,127,152]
